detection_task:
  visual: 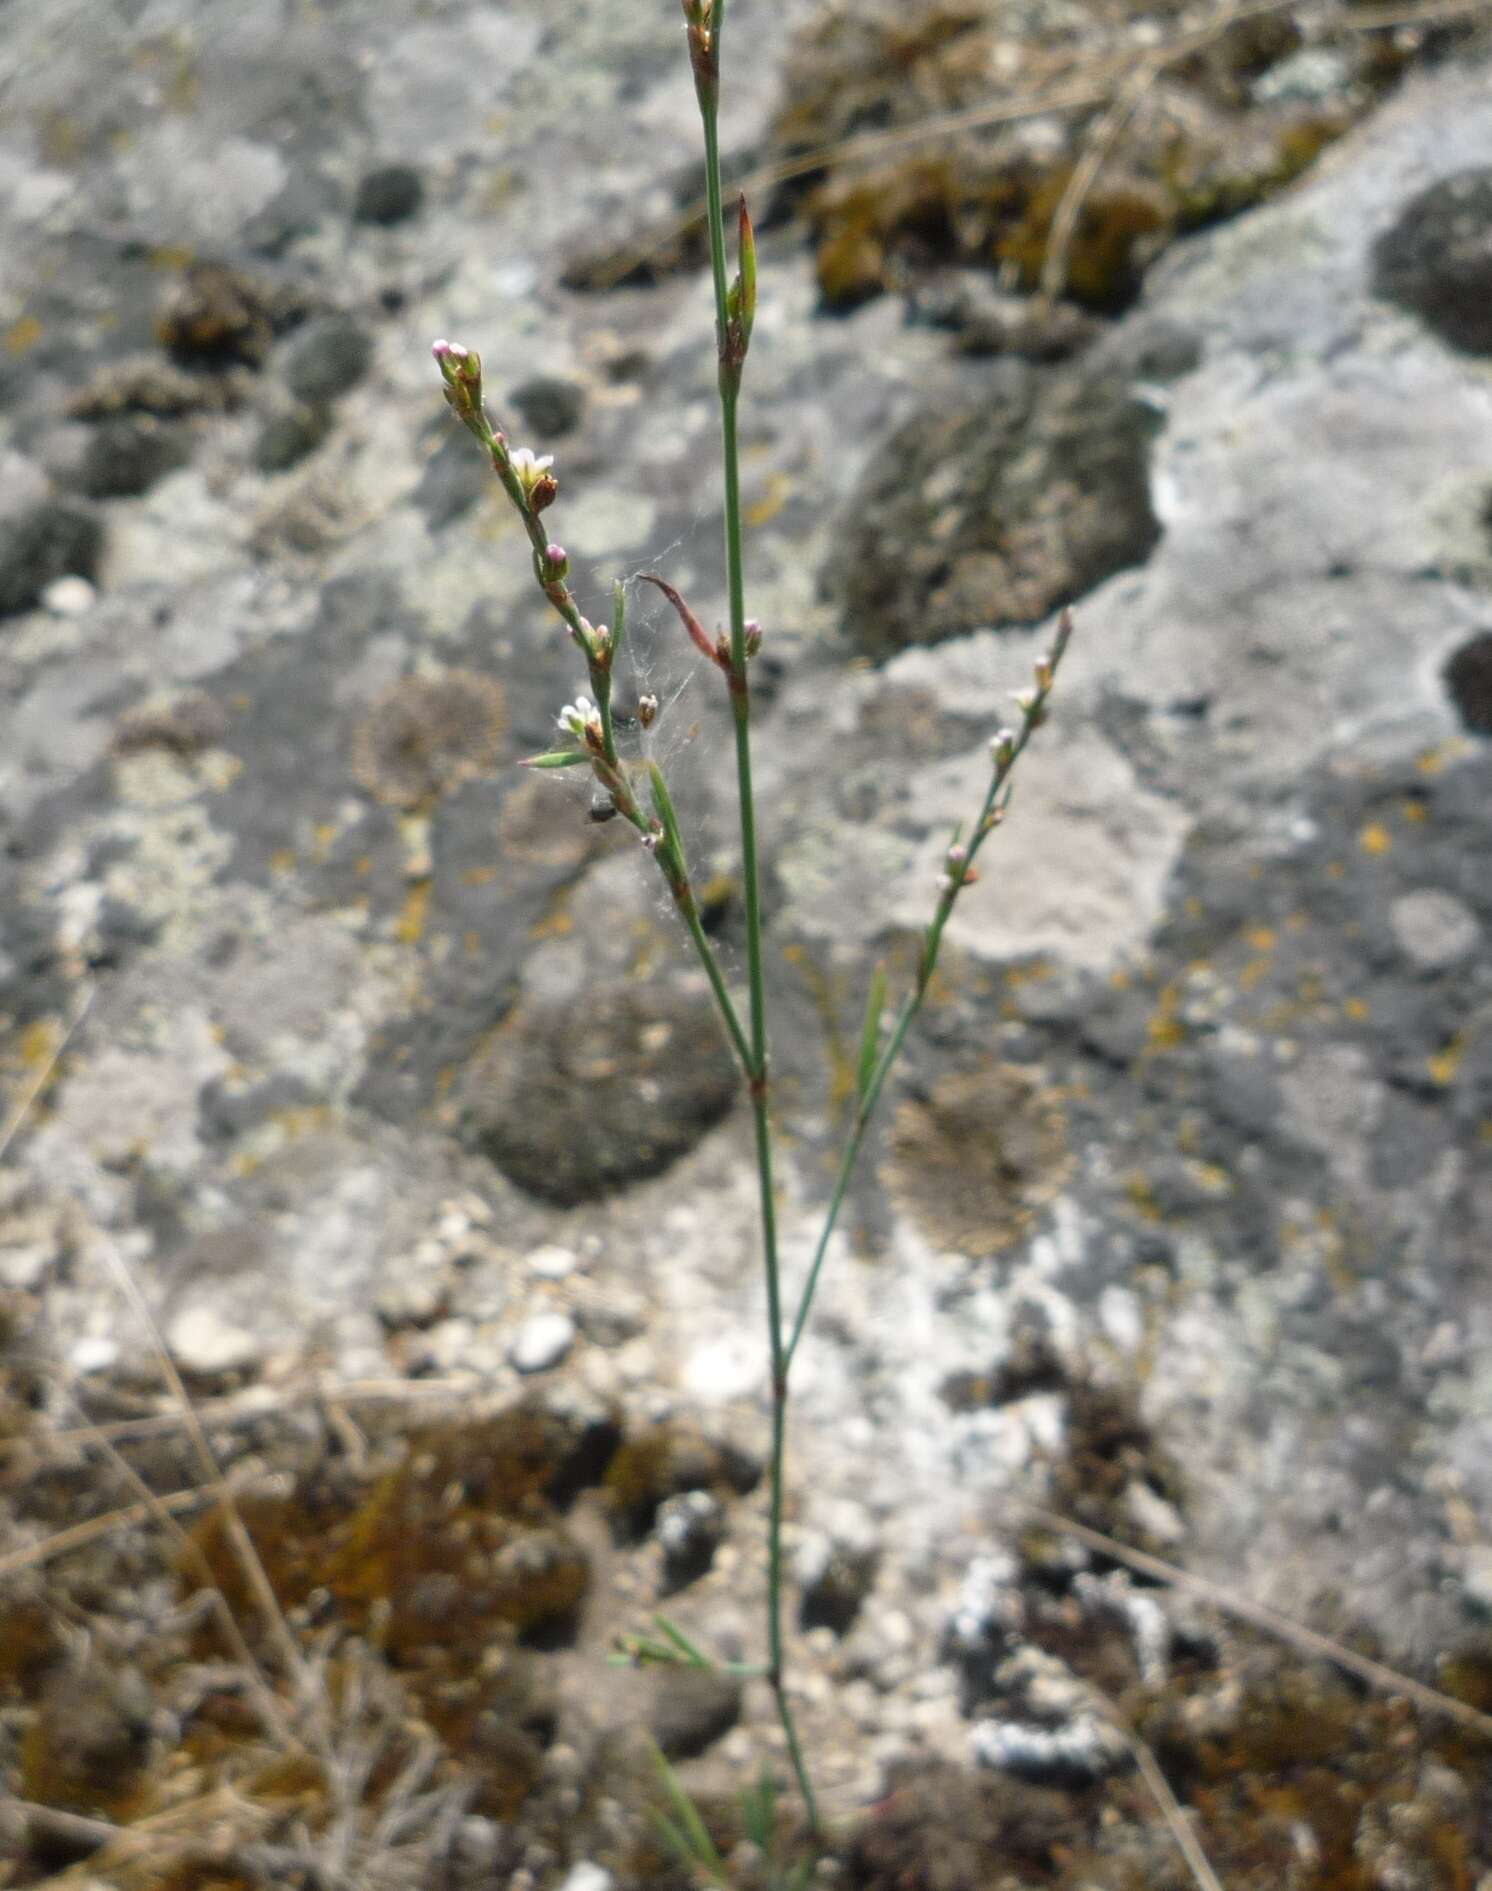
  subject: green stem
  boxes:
[681,899,754,1077]
[698,61,820,1838]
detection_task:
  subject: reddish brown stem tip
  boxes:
[639,572,730,672]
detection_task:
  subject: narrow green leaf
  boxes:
[519,748,591,770]
[653,1612,712,1669]
[648,762,685,852]
[855,964,886,1100]
[741,1768,776,1849]
[651,1741,725,1874]
[650,1810,700,1874]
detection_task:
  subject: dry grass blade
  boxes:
[88,1229,318,1720]
[1036,52,1165,311]
[1006,1494,1492,1739]
[52,1389,299,1754]
[0,1483,207,1577]
[21,1371,483,1457]
[18,1782,275,1889]
[1100,1709,1228,1891]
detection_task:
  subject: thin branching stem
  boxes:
[786,615,1073,1369]
[693,4,820,1836]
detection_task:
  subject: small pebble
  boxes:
[42,574,97,617]
[167,1302,260,1376]
[69,1335,120,1374]
[557,1867,613,1891]
[528,1243,577,1281]
[509,1310,576,1374]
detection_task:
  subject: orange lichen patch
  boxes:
[1402,797,1429,824]
[1239,957,1272,991]
[1124,1171,1162,1222]
[1145,983,1186,1051]
[269,847,297,876]
[528,903,575,940]
[1342,996,1370,1022]
[745,471,792,526]
[5,314,42,355]
[394,878,431,945]
[1426,1039,1464,1088]
[1244,926,1276,953]
[1358,821,1393,856]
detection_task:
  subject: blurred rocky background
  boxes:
[2,0,1491,1885]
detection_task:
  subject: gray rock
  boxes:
[1373,168,1492,356]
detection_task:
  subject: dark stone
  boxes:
[657,1489,726,1591]
[158,261,275,368]
[1444,630,1492,735]
[799,1534,878,1635]
[76,416,188,499]
[254,401,331,473]
[284,315,373,404]
[354,163,425,226]
[508,374,586,438]
[0,501,103,617]
[645,1668,742,1760]
[462,982,739,1205]
[831,362,1161,660]
[1372,169,1492,357]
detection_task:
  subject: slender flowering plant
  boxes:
[432,0,1075,1855]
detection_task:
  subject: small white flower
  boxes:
[557,694,599,738]
[510,446,555,492]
